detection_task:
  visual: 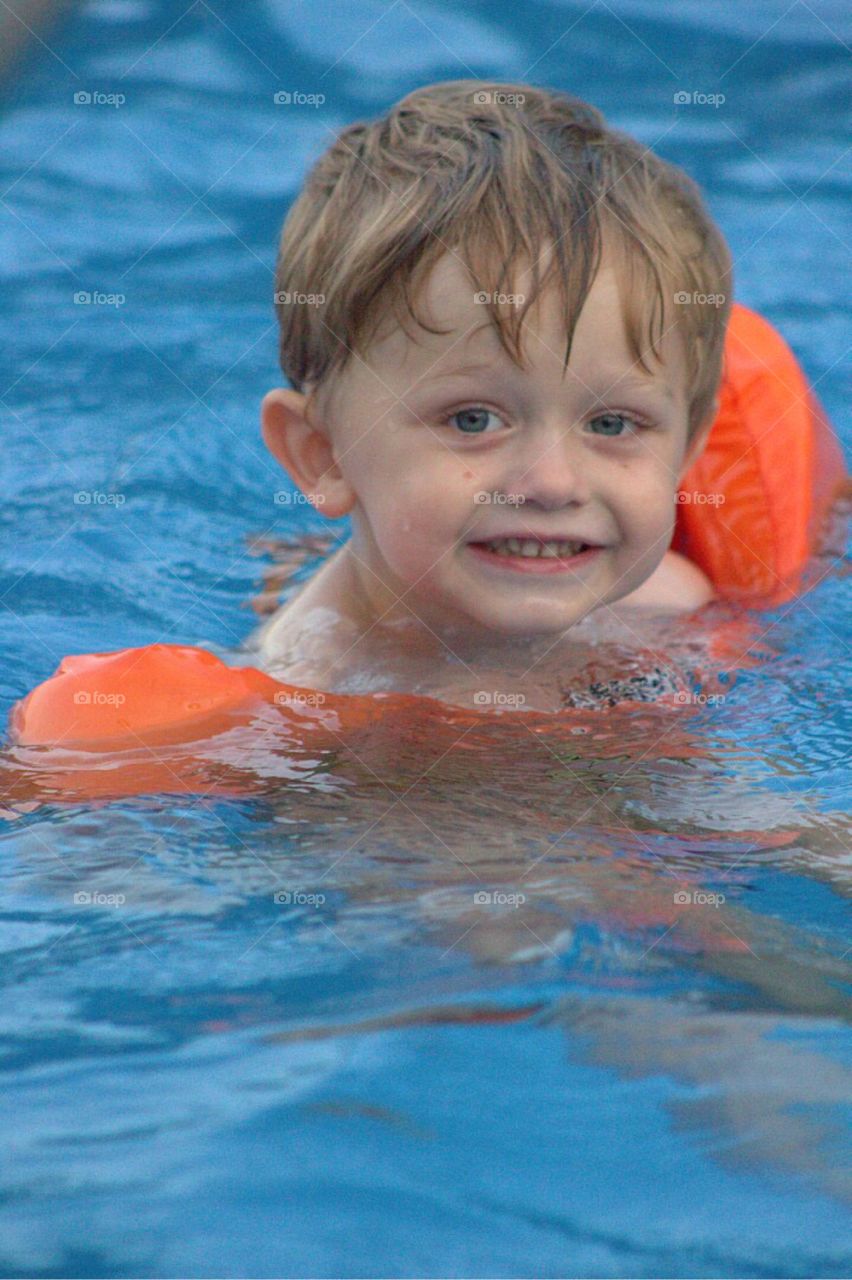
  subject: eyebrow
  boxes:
[423,363,675,404]
[586,374,675,404]
[427,361,499,380]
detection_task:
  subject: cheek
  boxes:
[350,448,471,561]
[612,461,678,539]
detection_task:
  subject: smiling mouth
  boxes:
[466,536,605,574]
[471,536,595,559]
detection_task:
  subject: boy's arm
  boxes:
[619,550,714,612]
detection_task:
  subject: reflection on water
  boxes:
[3,603,850,1230]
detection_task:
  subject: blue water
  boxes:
[2,2,851,1276]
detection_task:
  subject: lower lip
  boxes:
[467,543,604,574]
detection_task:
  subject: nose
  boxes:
[509,421,591,510]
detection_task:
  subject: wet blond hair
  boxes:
[274,79,733,436]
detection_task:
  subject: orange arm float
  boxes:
[9,644,281,748]
[674,303,848,604]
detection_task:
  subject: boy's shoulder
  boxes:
[255,599,366,686]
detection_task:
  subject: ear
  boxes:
[679,394,719,480]
[260,388,355,518]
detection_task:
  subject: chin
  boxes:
[466,604,593,639]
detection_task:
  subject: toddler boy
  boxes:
[258,79,732,695]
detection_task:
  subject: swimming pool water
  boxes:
[1,2,851,1276]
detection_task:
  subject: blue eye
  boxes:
[588,412,645,437]
[448,407,503,434]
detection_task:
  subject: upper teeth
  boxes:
[482,537,585,558]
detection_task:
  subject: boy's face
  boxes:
[266,249,712,641]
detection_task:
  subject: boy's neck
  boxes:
[277,538,604,668]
